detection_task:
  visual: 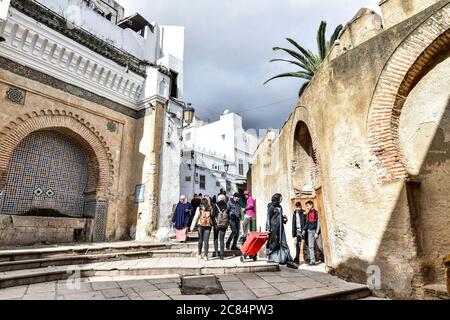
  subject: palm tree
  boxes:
[265,21,343,97]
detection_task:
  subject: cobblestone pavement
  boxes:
[0,264,369,300]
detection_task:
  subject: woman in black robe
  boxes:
[266,193,297,268]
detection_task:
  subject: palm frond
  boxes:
[266,20,343,96]
[317,21,327,60]
[285,38,318,67]
[264,72,313,85]
[298,81,310,98]
[269,58,307,69]
[272,47,317,73]
[330,24,343,46]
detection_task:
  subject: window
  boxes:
[212,164,220,171]
[186,133,191,141]
[200,175,206,190]
[216,181,221,187]
[135,185,144,203]
[239,159,244,176]
[170,70,178,98]
[221,134,226,140]
[185,176,192,182]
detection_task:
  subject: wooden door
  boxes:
[315,187,332,268]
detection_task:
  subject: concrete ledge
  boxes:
[0,242,170,259]
[303,285,371,300]
[423,283,450,300]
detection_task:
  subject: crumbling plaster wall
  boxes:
[399,57,450,284]
[252,0,449,298]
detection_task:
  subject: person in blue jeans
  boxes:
[226,193,242,250]
[305,201,323,266]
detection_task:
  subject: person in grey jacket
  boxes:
[305,201,323,266]
[226,193,242,250]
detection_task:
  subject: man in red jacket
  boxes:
[305,201,323,266]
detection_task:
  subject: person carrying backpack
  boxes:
[191,197,213,260]
[212,194,229,260]
[226,193,242,251]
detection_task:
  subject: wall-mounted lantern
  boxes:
[183,103,195,127]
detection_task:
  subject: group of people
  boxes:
[266,194,323,267]
[171,190,324,267]
[171,190,256,260]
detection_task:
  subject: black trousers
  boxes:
[226,217,240,249]
[294,235,309,262]
[213,226,226,256]
[198,226,211,256]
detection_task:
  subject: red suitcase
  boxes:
[240,232,270,262]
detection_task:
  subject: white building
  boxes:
[0,0,188,243]
[180,111,258,199]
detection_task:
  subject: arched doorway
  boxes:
[292,121,317,196]
[366,6,450,291]
[1,131,89,217]
[291,119,332,269]
[399,55,450,287]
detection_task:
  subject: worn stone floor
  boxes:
[0,262,370,300]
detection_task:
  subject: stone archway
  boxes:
[0,110,114,242]
[292,121,317,195]
[289,107,322,195]
[367,3,450,289]
[289,107,332,269]
[398,55,450,286]
[367,3,450,182]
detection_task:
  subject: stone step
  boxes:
[0,248,242,272]
[171,242,244,251]
[187,231,234,241]
[0,257,280,289]
[423,283,449,300]
[305,286,372,300]
[358,296,391,300]
[0,242,169,262]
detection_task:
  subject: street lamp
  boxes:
[183,103,195,127]
[224,162,230,173]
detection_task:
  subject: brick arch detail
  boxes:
[367,4,450,182]
[0,110,114,196]
[289,106,323,190]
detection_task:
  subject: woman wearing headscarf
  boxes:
[266,193,297,268]
[172,195,193,242]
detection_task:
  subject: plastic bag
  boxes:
[168,223,176,239]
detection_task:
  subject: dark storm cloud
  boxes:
[118,0,380,129]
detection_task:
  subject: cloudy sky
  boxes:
[117,0,381,129]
